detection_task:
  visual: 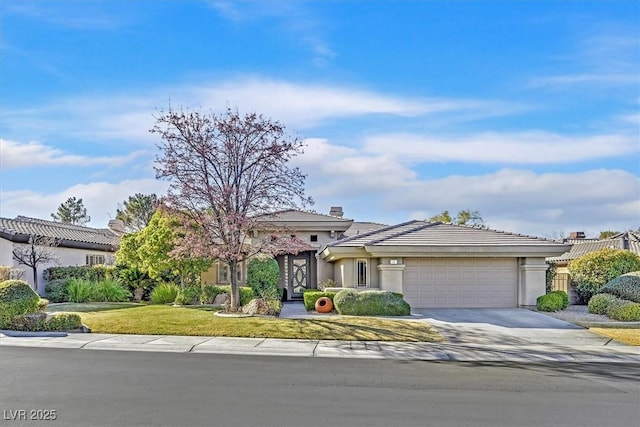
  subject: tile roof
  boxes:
[327,220,566,248]
[548,231,640,263]
[255,209,353,223]
[0,216,121,251]
[343,221,388,237]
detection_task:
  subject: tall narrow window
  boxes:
[218,262,243,283]
[356,259,367,287]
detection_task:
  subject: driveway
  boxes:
[410,308,622,347]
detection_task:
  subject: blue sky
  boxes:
[1,0,638,237]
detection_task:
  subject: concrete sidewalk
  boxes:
[1,330,639,363]
[1,304,638,363]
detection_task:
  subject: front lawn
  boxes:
[50,304,443,342]
[590,328,640,346]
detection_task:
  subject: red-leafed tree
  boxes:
[151,107,312,310]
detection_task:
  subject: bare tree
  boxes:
[12,235,60,291]
[152,107,312,310]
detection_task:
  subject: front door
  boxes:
[289,254,310,299]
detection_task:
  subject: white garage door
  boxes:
[403,258,518,308]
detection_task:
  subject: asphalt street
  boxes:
[1,347,638,427]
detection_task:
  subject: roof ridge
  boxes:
[367,221,438,245]
[446,222,557,242]
[327,220,419,247]
[12,216,109,233]
[255,209,353,221]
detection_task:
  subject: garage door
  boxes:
[403,258,517,308]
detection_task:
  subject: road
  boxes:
[1,347,638,427]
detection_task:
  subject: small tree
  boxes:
[598,230,620,239]
[116,193,159,232]
[12,235,60,291]
[429,209,486,227]
[247,256,280,300]
[568,248,640,303]
[115,210,211,287]
[152,107,312,310]
[51,196,90,225]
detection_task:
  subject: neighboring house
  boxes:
[0,216,124,295]
[202,208,570,308]
[547,231,640,300]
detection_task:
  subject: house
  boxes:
[0,216,123,295]
[202,208,570,308]
[201,208,357,299]
[547,231,640,300]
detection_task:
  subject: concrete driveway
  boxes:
[410,308,623,347]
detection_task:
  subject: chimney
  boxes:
[108,219,126,234]
[329,206,344,217]
[569,231,585,239]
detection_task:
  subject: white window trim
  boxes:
[356,259,368,288]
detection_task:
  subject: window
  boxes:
[218,262,243,283]
[356,259,368,287]
[86,255,106,266]
[310,235,318,242]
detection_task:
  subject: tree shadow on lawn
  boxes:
[47,302,144,313]
[294,318,444,342]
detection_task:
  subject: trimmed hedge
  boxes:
[333,289,411,316]
[8,312,83,332]
[597,271,640,303]
[588,293,640,321]
[608,301,640,322]
[45,313,83,331]
[536,293,564,312]
[549,290,569,309]
[45,279,69,303]
[588,293,619,315]
[303,290,338,311]
[0,280,40,329]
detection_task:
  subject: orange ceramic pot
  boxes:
[315,297,333,313]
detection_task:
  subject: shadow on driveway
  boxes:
[411,308,583,329]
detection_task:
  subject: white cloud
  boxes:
[2,77,522,144]
[295,138,640,236]
[0,139,146,169]
[530,33,639,89]
[530,73,638,87]
[363,131,639,164]
[0,179,169,228]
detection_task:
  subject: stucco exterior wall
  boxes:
[0,238,15,266]
[1,240,115,295]
[334,259,354,288]
[519,257,548,306]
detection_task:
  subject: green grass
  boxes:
[51,304,443,342]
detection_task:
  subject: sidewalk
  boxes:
[2,330,639,363]
[1,304,638,363]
